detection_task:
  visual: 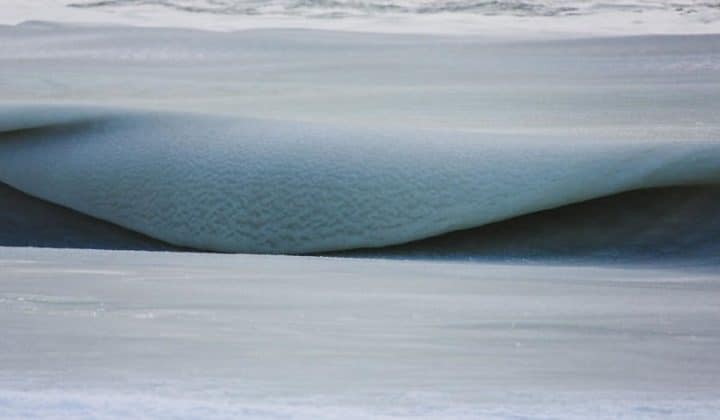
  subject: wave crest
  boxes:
[1,105,719,254]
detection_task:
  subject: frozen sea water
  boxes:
[0,2,719,418]
[1,247,720,418]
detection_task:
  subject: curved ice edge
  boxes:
[338,185,720,264]
[3,180,720,264]
[1,104,719,254]
[0,181,177,251]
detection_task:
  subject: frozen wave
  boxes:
[341,186,720,263]
[1,105,719,254]
[4,180,720,263]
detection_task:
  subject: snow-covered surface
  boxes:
[1,0,720,37]
[1,246,719,419]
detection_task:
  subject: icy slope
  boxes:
[1,106,719,254]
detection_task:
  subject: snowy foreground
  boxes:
[1,247,719,419]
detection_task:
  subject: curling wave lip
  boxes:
[1,105,719,254]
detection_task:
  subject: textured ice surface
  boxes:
[5,180,720,262]
[341,186,720,263]
[1,106,719,253]
[1,247,719,418]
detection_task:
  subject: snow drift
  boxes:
[1,105,719,254]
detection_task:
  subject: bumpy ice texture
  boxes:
[1,105,719,254]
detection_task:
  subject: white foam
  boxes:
[1,0,720,37]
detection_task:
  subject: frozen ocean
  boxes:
[0,1,719,418]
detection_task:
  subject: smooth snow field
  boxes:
[1,3,720,418]
[1,247,720,419]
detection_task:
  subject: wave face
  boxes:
[4,179,720,263]
[340,186,720,263]
[0,182,175,251]
[1,105,719,254]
